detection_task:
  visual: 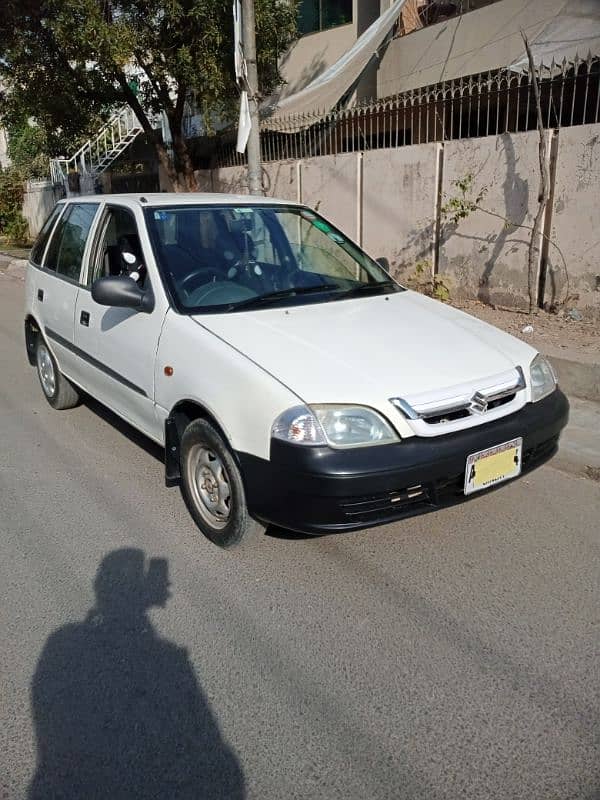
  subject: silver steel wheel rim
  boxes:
[186,444,232,530]
[37,343,56,397]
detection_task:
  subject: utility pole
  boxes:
[241,0,264,195]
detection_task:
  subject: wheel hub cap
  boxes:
[187,445,232,529]
[37,344,56,397]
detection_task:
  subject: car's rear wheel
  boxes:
[180,418,263,549]
[36,338,80,410]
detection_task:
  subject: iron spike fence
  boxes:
[214,55,600,168]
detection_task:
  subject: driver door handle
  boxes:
[80,310,90,327]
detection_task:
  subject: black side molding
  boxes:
[45,327,148,398]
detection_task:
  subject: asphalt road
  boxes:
[1,275,599,800]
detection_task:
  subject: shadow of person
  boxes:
[28,549,245,800]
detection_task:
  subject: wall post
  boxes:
[432,141,445,277]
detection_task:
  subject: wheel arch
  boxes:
[165,399,236,487]
[24,314,41,365]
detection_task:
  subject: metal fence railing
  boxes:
[49,106,144,184]
[214,55,600,168]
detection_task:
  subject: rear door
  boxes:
[35,202,100,385]
[74,204,167,443]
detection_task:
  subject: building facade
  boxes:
[280,0,598,105]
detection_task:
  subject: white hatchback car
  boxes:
[24,194,568,548]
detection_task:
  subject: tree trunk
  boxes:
[167,89,199,192]
[116,71,198,192]
[153,138,185,192]
[171,129,199,192]
[523,33,549,313]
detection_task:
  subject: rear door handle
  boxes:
[80,310,90,327]
[37,289,44,301]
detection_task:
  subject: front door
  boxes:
[74,205,167,443]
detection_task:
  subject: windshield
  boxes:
[144,204,401,313]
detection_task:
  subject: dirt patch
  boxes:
[0,246,31,260]
[452,299,599,365]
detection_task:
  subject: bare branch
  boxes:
[522,30,550,313]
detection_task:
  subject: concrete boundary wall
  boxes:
[363,145,439,269]
[549,124,600,314]
[211,123,600,320]
[439,131,544,310]
[22,180,63,239]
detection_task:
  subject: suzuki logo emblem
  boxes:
[469,391,488,414]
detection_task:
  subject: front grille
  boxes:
[339,484,431,521]
[421,392,516,425]
[390,368,526,430]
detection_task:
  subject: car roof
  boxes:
[66,193,300,208]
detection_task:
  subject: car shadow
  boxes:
[264,525,315,541]
[28,548,245,800]
[78,397,323,543]
[81,394,164,464]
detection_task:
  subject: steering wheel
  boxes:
[185,281,257,307]
[178,267,220,295]
[282,269,328,289]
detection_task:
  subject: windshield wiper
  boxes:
[337,280,399,299]
[227,283,340,311]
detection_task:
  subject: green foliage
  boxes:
[440,173,488,225]
[0,0,299,182]
[0,119,49,244]
[406,260,451,302]
[0,168,29,244]
[431,277,450,302]
[7,121,50,179]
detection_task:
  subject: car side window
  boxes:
[89,206,147,288]
[30,205,64,267]
[45,203,99,281]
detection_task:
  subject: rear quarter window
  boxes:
[30,205,64,267]
[44,203,100,280]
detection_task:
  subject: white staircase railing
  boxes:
[50,106,144,186]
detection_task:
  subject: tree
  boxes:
[0,115,52,245]
[0,0,298,191]
[8,119,52,180]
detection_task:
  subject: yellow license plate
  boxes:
[464,438,522,495]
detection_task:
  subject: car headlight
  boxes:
[272,404,399,448]
[529,354,557,402]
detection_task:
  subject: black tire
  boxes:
[180,418,263,549]
[35,337,80,410]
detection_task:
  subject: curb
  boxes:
[551,396,600,482]
[546,354,600,404]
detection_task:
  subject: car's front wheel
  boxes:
[180,418,263,549]
[36,338,80,410]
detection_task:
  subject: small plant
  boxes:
[406,260,451,302]
[440,169,569,311]
[440,174,488,225]
[3,214,29,245]
[0,167,29,245]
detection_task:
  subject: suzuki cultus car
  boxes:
[24,195,569,548]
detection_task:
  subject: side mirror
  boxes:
[91,275,154,313]
[376,256,390,272]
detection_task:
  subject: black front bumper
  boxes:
[238,389,569,535]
